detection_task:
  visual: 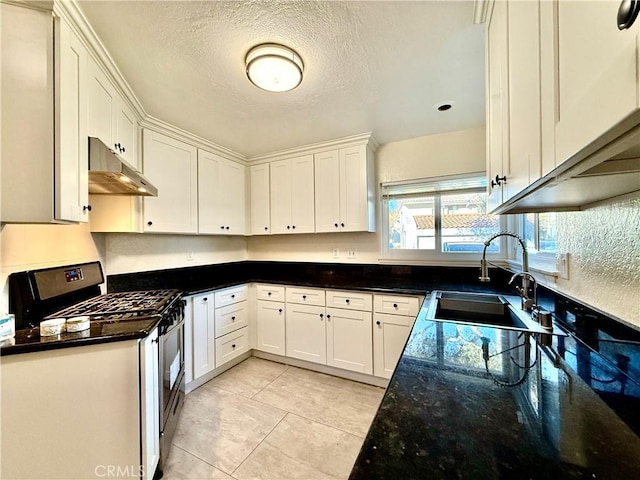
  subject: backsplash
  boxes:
[556,197,640,326]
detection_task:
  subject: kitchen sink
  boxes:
[430,291,531,331]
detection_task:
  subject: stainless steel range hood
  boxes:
[88,137,158,196]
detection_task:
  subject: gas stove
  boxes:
[46,289,181,321]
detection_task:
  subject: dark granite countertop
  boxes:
[350,294,640,479]
[0,316,161,356]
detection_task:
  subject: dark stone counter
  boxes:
[0,316,161,356]
[349,298,640,479]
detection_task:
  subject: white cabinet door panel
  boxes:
[140,328,160,480]
[314,150,341,232]
[256,300,285,355]
[250,163,271,234]
[373,314,413,379]
[191,293,215,380]
[143,130,198,233]
[326,307,372,374]
[285,303,326,364]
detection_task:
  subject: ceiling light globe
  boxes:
[246,44,304,93]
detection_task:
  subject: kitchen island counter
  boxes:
[350,297,640,479]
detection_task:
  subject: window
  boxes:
[382,174,504,261]
[522,213,557,254]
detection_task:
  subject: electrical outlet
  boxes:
[347,249,357,259]
[332,248,340,258]
[186,251,194,262]
[556,253,569,279]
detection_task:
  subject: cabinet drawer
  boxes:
[215,326,248,367]
[326,290,372,312]
[256,284,285,302]
[214,301,248,338]
[214,284,248,307]
[373,312,416,328]
[286,287,325,306]
[374,294,422,316]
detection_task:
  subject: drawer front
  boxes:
[374,294,422,316]
[256,284,286,302]
[214,284,248,307]
[214,301,248,338]
[373,312,415,328]
[326,290,372,312]
[215,326,248,367]
[286,287,325,306]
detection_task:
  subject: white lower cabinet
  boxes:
[140,328,160,480]
[214,285,249,367]
[190,292,215,381]
[373,294,422,379]
[215,326,249,366]
[255,285,286,355]
[326,307,372,374]
[286,302,327,364]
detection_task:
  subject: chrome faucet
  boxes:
[479,231,536,312]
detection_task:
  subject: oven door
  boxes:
[160,316,185,428]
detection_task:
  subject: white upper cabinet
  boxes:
[485,0,509,212]
[250,163,271,234]
[270,155,315,234]
[1,4,90,224]
[143,129,198,233]
[56,14,89,223]
[87,56,139,169]
[555,0,640,166]
[198,149,246,235]
[314,145,375,233]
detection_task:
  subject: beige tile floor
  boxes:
[163,357,385,480]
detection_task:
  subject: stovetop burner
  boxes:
[46,289,180,319]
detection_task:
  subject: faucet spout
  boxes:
[478,231,529,282]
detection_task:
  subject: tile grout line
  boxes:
[169,443,231,476]
[229,411,291,477]
[249,362,291,400]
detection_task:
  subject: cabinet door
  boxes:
[290,155,315,233]
[326,307,373,374]
[270,159,292,233]
[250,163,271,234]
[115,98,138,169]
[373,314,413,379]
[191,293,215,380]
[339,145,373,232]
[198,149,224,234]
[285,303,326,364]
[485,0,509,212]
[506,0,541,200]
[314,150,341,232]
[555,0,640,165]
[56,16,88,223]
[87,56,116,149]
[222,159,246,234]
[140,328,160,480]
[256,300,286,355]
[143,130,198,233]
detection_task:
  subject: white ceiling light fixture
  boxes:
[245,43,304,93]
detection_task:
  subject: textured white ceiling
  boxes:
[78,0,486,157]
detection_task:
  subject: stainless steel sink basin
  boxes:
[431,291,530,330]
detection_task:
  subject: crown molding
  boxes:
[54,0,146,120]
[141,116,248,164]
[248,132,379,164]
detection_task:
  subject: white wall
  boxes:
[0,223,105,313]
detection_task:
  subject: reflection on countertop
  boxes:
[350,295,640,479]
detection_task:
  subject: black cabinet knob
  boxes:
[319,313,324,319]
[341,223,345,227]
[231,294,235,298]
[232,344,236,349]
[376,321,381,326]
[345,299,350,304]
[114,143,120,150]
[278,308,283,313]
[393,303,398,308]
[147,221,153,226]
[287,225,291,230]
[335,223,339,228]
[292,225,296,229]
[83,205,92,212]
[618,0,640,30]
[231,316,236,321]
[203,297,208,302]
[302,295,307,299]
[226,226,230,230]
[267,292,272,296]
[264,226,268,231]
[121,146,125,153]
[221,226,225,230]
[327,314,331,320]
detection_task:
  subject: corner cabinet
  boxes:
[198,149,246,235]
[143,129,198,234]
[314,144,376,233]
[255,284,286,355]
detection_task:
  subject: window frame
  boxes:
[380,174,507,264]
[508,213,559,275]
